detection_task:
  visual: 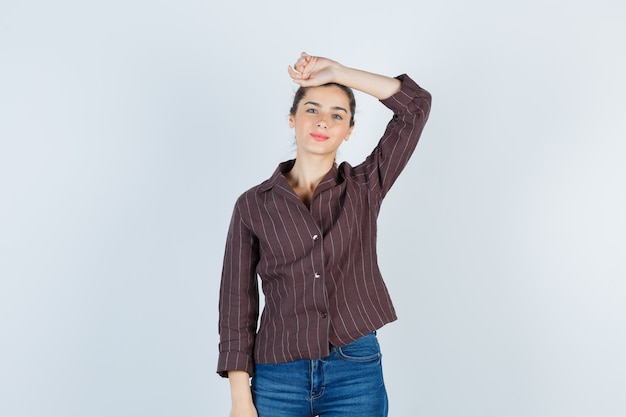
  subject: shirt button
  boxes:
[319,312,327,318]
[314,272,321,279]
[312,234,319,241]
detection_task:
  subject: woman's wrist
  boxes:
[228,370,253,403]
[330,63,350,85]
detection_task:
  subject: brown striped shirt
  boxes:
[217,74,431,377]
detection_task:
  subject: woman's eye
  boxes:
[333,114,343,120]
[306,108,317,113]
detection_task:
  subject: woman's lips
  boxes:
[310,132,330,141]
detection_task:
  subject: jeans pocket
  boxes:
[336,333,382,362]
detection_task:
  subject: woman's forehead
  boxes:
[300,85,351,107]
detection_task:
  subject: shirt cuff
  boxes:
[380,74,431,114]
[216,350,255,378]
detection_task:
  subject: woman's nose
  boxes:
[316,117,328,128]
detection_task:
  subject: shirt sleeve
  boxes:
[216,198,260,378]
[354,74,432,199]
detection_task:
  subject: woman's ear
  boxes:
[344,126,354,141]
[289,114,295,128]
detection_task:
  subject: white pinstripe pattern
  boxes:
[217,74,431,377]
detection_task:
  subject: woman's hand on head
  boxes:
[288,52,341,87]
[287,51,400,99]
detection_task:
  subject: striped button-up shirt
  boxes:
[217,74,431,377]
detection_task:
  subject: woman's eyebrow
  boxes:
[304,101,348,113]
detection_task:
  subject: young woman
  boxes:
[218,52,431,417]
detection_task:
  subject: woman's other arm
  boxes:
[228,370,257,417]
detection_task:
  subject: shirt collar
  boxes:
[259,159,342,193]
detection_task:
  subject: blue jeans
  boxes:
[251,332,388,417]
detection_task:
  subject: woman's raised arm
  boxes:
[287,52,401,100]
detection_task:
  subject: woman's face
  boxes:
[289,85,354,159]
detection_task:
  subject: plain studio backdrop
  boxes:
[1,1,624,416]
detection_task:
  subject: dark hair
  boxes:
[289,83,356,127]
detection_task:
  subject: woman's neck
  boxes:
[285,153,336,208]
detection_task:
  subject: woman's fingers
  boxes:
[293,52,309,74]
[287,65,303,82]
[288,55,314,85]
[288,52,336,86]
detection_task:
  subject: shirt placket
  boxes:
[308,191,331,335]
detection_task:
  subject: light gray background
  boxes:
[1,1,624,416]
